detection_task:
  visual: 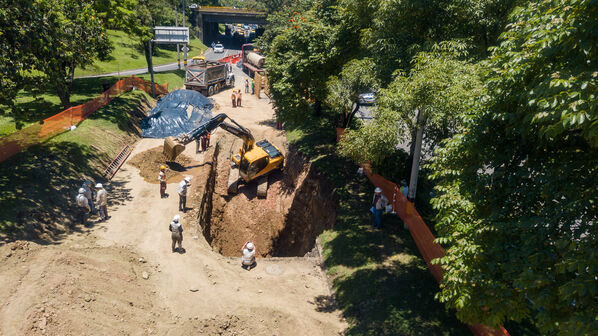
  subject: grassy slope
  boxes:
[0,70,185,137]
[75,30,207,77]
[0,90,152,239]
[286,116,469,335]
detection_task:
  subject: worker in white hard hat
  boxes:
[158,165,168,198]
[177,177,191,212]
[169,214,183,252]
[371,187,387,229]
[245,77,249,93]
[241,241,256,270]
[76,188,91,225]
[81,180,95,214]
[95,183,109,221]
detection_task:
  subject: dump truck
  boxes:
[163,113,284,197]
[241,44,265,76]
[185,60,235,96]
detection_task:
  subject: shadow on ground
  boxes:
[0,142,133,244]
[286,114,469,335]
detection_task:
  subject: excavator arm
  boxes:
[163,113,254,161]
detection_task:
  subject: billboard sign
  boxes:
[153,26,189,44]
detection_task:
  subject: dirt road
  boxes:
[0,79,346,335]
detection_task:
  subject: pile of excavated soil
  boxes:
[127,146,193,184]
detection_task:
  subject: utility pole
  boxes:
[408,108,425,203]
[148,40,155,98]
[182,0,187,69]
[176,11,180,70]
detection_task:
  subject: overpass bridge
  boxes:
[191,6,267,44]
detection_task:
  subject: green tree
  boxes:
[339,44,482,168]
[265,6,342,123]
[32,0,111,108]
[430,0,598,333]
[326,58,379,128]
[0,0,43,127]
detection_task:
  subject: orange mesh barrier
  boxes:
[0,76,168,162]
[362,164,510,336]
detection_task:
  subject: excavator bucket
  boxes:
[163,137,186,161]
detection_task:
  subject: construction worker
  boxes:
[159,165,167,198]
[201,134,208,152]
[245,78,249,93]
[169,215,183,252]
[241,241,256,270]
[95,183,108,221]
[81,180,95,214]
[400,179,409,198]
[371,187,388,229]
[251,79,255,95]
[231,91,237,108]
[236,89,242,107]
[76,188,91,225]
[206,132,211,148]
[178,176,191,212]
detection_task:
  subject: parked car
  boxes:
[358,92,376,105]
[214,44,225,53]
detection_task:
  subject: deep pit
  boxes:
[129,138,337,258]
[196,136,337,258]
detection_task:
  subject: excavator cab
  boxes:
[233,139,284,182]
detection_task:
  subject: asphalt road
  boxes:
[76,48,238,79]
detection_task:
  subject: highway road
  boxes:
[76,48,239,79]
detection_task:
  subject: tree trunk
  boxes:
[343,101,360,129]
[313,99,322,116]
[406,125,418,174]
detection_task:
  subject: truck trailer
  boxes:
[241,44,265,77]
[185,60,235,96]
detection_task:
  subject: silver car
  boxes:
[358,92,376,105]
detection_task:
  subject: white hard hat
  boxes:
[184,177,191,183]
[173,215,180,222]
[374,187,382,193]
[246,242,254,250]
[78,188,86,194]
[95,183,103,189]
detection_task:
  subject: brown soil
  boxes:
[127,146,194,184]
[200,135,337,258]
[0,65,346,335]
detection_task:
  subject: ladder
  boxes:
[104,145,133,180]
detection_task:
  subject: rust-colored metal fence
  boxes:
[0,76,168,163]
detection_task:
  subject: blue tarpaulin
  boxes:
[141,89,213,138]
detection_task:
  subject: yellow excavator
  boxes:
[163,113,284,197]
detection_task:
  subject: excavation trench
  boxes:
[196,137,337,258]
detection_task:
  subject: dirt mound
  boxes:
[0,242,165,336]
[128,146,194,184]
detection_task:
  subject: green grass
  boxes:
[75,30,207,77]
[0,90,152,239]
[286,114,469,335]
[0,70,185,137]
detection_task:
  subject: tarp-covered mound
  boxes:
[141,89,213,138]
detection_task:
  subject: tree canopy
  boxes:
[430,0,598,333]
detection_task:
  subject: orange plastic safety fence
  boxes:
[362,164,510,336]
[0,76,168,163]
